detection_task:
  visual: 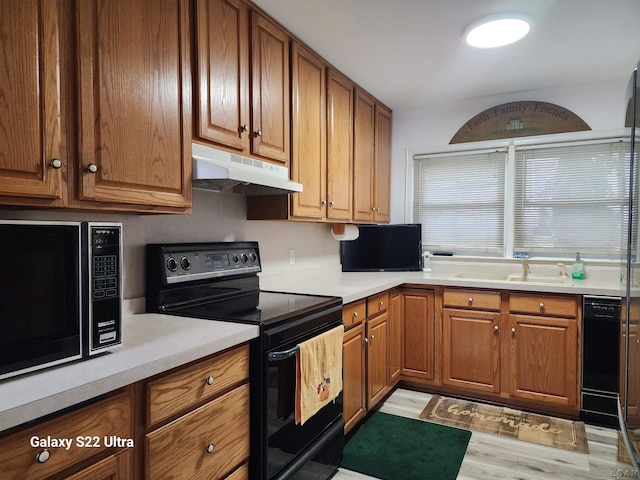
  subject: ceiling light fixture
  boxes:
[464,14,531,48]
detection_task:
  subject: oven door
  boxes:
[263,320,344,480]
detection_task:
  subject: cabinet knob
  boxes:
[255,130,262,137]
[379,301,384,307]
[494,325,499,332]
[364,337,368,344]
[205,375,214,386]
[205,443,215,454]
[468,297,473,305]
[539,302,545,310]
[370,335,375,341]
[35,449,51,464]
[321,200,327,206]
[352,312,358,318]
[240,124,249,132]
[371,207,376,211]
[329,201,334,207]
[50,158,62,169]
[87,163,98,173]
[511,327,516,334]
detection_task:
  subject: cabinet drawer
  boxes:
[509,293,578,318]
[147,344,249,427]
[146,384,250,480]
[0,390,131,480]
[367,292,389,316]
[443,289,501,311]
[343,300,366,328]
[225,463,249,480]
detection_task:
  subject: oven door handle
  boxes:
[268,345,300,361]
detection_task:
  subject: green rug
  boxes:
[341,411,471,480]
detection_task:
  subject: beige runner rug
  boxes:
[419,395,589,453]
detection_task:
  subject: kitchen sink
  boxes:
[450,272,510,281]
[507,275,572,285]
[450,272,572,285]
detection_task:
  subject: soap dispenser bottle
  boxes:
[572,252,585,280]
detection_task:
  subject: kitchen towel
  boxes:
[295,324,344,425]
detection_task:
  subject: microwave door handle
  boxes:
[268,345,300,361]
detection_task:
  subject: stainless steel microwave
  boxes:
[0,220,123,380]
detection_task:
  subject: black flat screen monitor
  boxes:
[340,224,422,272]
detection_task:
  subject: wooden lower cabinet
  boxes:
[0,390,133,480]
[366,311,389,407]
[144,344,250,480]
[442,308,500,393]
[507,314,578,407]
[388,290,403,386]
[343,322,366,432]
[401,289,436,381]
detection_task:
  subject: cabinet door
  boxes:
[373,103,391,223]
[508,314,578,408]
[621,322,640,421]
[65,451,130,480]
[352,88,375,223]
[326,68,354,221]
[388,290,403,386]
[442,308,500,393]
[343,323,366,434]
[402,289,435,380]
[290,41,326,219]
[76,0,192,209]
[250,13,289,165]
[366,312,389,408]
[0,0,65,203]
[195,0,249,152]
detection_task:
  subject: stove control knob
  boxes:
[232,254,239,263]
[166,256,178,272]
[241,253,248,263]
[249,252,257,263]
[180,256,191,270]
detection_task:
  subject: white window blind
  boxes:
[514,140,634,257]
[413,150,507,255]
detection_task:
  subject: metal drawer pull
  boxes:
[268,345,299,361]
[494,325,499,332]
[87,163,98,173]
[539,302,545,309]
[50,158,62,169]
[379,301,384,307]
[352,312,358,318]
[35,449,50,464]
[205,375,214,386]
[468,297,473,304]
[511,327,516,334]
[370,335,375,341]
[255,130,262,137]
[205,443,215,454]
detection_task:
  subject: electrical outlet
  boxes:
[289,249,295,265]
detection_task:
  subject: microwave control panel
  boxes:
[88,223,122,354]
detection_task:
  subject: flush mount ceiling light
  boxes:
[464,14,531,48]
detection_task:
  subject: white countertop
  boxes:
[0,313,259,432]
[259,263,627,303]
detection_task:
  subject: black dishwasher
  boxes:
[581,295,621,426]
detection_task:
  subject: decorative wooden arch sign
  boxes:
[450,101,591,144]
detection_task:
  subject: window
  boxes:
[412,138,636,259]
[412,150,507,256]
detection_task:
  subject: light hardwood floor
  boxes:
[335,388,637,480]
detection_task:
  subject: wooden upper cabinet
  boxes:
[75,0,192,209]
[326,68,354,222]
[353,88,376,223]
[250,12,290,166]
[0,0,65,204]
[195,0,250,152]
[290,41,326,219]
[374,103,392,223]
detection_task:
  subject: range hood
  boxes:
[192,143,303,195]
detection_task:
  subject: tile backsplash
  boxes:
[0,189,340,299]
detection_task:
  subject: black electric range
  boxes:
[146,242,344,480]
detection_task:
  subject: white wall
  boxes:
[389,77,630,223]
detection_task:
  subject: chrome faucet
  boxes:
[522,256,530,277]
